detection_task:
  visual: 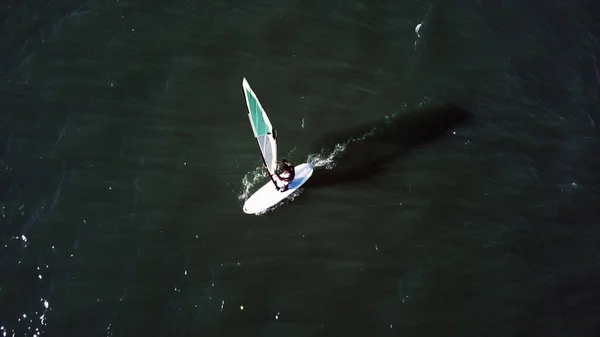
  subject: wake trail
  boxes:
[237,96,432,201]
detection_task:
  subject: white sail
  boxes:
[242,78,278,176]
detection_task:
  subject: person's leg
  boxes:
[272,175,285,190]
[281,177,292,192]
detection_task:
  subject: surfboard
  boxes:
[241,77,314,215]
[243,163,314,214]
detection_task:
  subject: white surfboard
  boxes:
[240,77,313,215]
[243,163,314,214]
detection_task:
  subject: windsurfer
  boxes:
[270,159,295,192]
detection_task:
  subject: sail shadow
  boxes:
[305,104,473,188]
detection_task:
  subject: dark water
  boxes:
[1,0,599,336]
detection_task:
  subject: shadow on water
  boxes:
[305,104,473,188]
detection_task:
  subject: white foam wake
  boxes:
[307,143,347,170]
[237,165,266,201]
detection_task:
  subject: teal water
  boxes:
[1,0,599,336]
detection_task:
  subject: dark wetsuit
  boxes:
[275,163,295,191]
[278,163,295,182]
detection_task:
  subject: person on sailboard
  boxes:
[270,159,295,192]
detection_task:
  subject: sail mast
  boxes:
[242,78,279,189]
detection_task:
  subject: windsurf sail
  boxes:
[242,78,278,185]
